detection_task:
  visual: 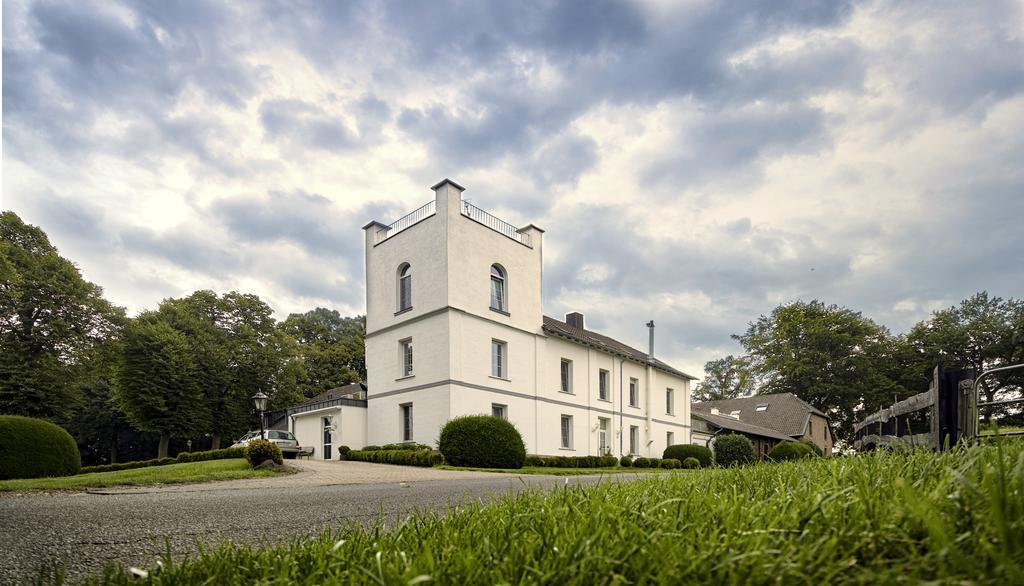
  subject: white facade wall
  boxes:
[362,180,692,457]
[290,405,367,460]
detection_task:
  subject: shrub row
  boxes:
[361,443,433,452]
[0,415,81,479]
[80,457,177,475]
[631,457,681,469]
[79,446,248,474]
[349,449,444,467]
[523,455,618,468]
[663,444,712,468]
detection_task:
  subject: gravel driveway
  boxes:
[0,461,623,584]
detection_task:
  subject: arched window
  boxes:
[490,264,506,311]
[398,263,412,311]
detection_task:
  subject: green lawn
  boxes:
[0,459,290,492]
[77,439,1024,584]
[440,465,673,475]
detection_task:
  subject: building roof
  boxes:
[691,411,793,442]
[693,392,828,438]
[541,316,697,380]
[289,382,367,410]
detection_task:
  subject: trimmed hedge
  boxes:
[176,447,246,463]
[245,439,283,467]
[349,449,444,467]
[663,444,712,468]
[682,457,701,469]
[769,440,817,461]
[714,434,756,467]
[380,443,433,451]
[619,456,633,467]
[438,415,526,469]
[80,447,245,474]
[523,455,618,468]
[0,415,80,479]
[660,458,681,469]
[337,445,351,459]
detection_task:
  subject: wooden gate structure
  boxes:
[853,363,1024,451]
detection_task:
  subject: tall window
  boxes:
[629,425,639,455]
[629,378,639,407]
[667,431,674,447]
[491,339,507,378]
[599,417,610,453]
[561,415,573,449]
[398,264,412,311]
[560,359,573,393]
[599,369,609,401]
[322,417,333,460]
[400,403,413,442]
[400,338,413,377]
[490,264,506,311]
[666,388,674,415]
[492,403,507,419]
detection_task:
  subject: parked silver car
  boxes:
[230,430,301,459]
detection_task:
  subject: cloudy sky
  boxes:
[3,0,1023,378]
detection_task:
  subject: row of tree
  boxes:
[695,296,1024,439]
[1,211,366,462]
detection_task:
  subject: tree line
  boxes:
[695,296,1024,439]
[1,211,366,462]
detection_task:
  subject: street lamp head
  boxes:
[251,391,270,412]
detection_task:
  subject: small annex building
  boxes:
[693,392,834,456]
[275,383,367,460]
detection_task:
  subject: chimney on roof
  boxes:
[646,320,655,359]
[565,312,585,330]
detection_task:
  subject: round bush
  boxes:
[438,415,526,469]
[682,457,700,469]
[660,458,680,469]
[619,455,633,467]
[801,439,825,457]
[714,434,755,467]
[245,439,283,467]
[0,415,80,479]
[663,444,712,468]
[768,440,816,461]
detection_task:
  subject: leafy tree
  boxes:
[694,355,757,402]
[0,211,123,419]
[279,308,365,397]
[734,300,905,440]
[116,317,210,458]
[68,336,138,465]
[903,293,1024,421]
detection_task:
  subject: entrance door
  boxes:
[322,417,333,460]
[598,417,610,454]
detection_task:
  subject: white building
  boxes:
[354,179,695,458]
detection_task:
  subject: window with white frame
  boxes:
[400,403,413,442]
[492,403,507,419]
[666,388,674,415]
[560,414,573,449]
[667,431,674,447]
[490,264,507,311]
[599,369,610,401]
[629,425,639,455]
[629,378,639,407]
[560,359,573,393]
[491,339,507,378]
[397,264,412,311]
[400,338,413,377]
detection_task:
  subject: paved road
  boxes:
[0,463,628,584]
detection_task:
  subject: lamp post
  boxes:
[252,391,269,439]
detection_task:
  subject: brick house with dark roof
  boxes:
[693,392,834,456]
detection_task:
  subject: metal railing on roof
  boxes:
[461,200,532,247]
[375,200,435,244]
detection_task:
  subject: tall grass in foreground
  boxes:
[88,441,1023,585]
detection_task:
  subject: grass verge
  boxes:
[80,440,1024,584]
[0,459,290,492]
[440,465,672,475]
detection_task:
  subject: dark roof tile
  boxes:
[693,392,828,437]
